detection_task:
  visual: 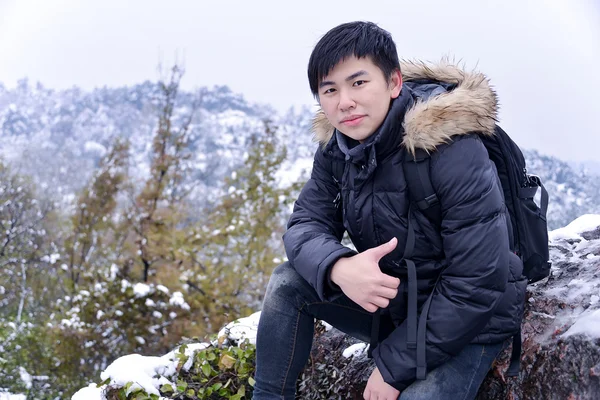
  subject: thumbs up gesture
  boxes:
[330,238,401,313]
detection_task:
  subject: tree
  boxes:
[182,120,300,333]
[0,160,51,322]
[124,64,200,283]
[62,139,130,292]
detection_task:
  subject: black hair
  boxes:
[307,21,400,97]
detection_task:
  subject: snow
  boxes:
[99,353,175,396]
[133,282,151,298]
[217,311,261,345]
[40,253,60,264]
[215,110,250,131]
[0,393,26,400]
[72,342,211,399]
[109,264,119,280]
[320,320,333,331]
[544,214,600,341]
[156,285,169,294]
[18,368,31,390]
[276,156,313,188]
[71,383,104,400]
[84,141,107,156]
[169,292,190,310]
[164,343,210,373]
[548,214,600,241]
[562,309,600,339]
[342,343,367,358]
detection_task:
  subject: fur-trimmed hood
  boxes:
[311,59,499,156]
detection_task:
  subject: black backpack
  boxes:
[402,125,551,377]
[402,125,550,284]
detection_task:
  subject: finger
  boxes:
[374,285,398,300]
[380,274,401,289]
[363,302,379,313]
[367,237,398,261]
[371,296,390,309]
[363,387,370,400]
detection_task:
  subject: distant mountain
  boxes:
[524,149,600,229]
[0,80,597,229]
[0,79,314,211]
[567,159,600,177]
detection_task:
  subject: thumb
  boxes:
[368,237,398,260]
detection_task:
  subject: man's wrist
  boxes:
[330,257,348,287]
[326,265,341,291]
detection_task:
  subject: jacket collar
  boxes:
[335,88,413,166]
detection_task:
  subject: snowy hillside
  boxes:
[0,80,316,213]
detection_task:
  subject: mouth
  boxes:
[340,115,366,126]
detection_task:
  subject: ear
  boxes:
[390,69,402,99]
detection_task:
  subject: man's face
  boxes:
[318,56,402,142]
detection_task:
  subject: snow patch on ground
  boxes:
[342,343,368,358]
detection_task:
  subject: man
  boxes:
[254,21,526,400]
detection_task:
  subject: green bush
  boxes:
[104,340,256,400]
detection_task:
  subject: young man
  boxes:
[254,21,526,400]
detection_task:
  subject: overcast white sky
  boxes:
[1,0,599,162]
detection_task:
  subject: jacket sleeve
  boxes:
[372,134,510,391]
[283,148,356,301]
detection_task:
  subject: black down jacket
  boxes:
[282,60,527,391]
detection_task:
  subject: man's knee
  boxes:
[264,262,315,306]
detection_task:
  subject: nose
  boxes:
[338,89,356,112]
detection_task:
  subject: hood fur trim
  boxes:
[311,59,498,156]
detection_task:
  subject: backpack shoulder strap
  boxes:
[402,148,442,228]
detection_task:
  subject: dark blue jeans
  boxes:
[254,262,505,400]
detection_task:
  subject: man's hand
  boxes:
[363,367,400,400]
[330,237,400,313]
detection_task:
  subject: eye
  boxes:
[322,87,336,95]
[353,80,366,87]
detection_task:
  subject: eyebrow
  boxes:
[319,70,369,89]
